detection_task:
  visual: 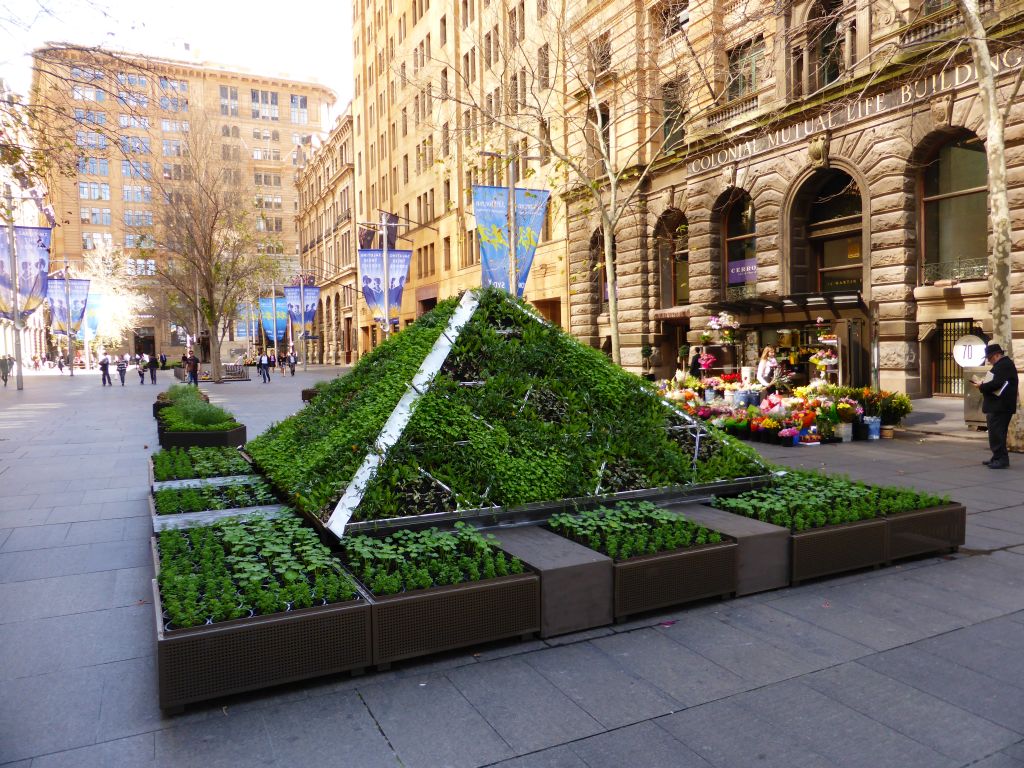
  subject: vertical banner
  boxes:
[47,279,90,335]
[358,226,376,249]
[258,298,288,342]
[235,304,249,338]
[14,227,51,319]
[77,292,103,341]
[284,285,321,338]
[384,211,399,250]
[472,185,510,292]
[0,226,51,320]
[358,249,412,324]
[513,188,550,298]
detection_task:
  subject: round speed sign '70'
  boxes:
[952,335,987,368]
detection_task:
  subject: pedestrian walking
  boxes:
[99,354,113,386]
[0,355,9,387]
[159,353,167,370]
[114,355,126,386]
[288,351,296,376]
[186,353,200,386]
[259,352,270,383]
[148,354,159,383]
[268,352,277,376]
[137,356,146,384]
[971,342,1020,469]
[57,355,65,375]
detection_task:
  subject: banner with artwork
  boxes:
[357,249,412,325]
[471,186,549,297]
[47,279,90,335]
[0,226,51,320]
[284,285,320,338]
[77,293,104,341]
[235,304,254,339]
[258,298,288,342]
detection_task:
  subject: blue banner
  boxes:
[472,186,549,297]
[358,249,412,324]
[77,292,104,341]
[284,285,320,338]
[258,297,288,342]
[235,304,252,339]
[0,226,51,320]
[47,279,90,335]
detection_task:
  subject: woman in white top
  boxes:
[757,346,778,398]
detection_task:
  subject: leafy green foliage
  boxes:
[153,480,277,515]
[159,397,240,433]
[246,297,461,516]
[712,471,947,532]
[549,501,722,560]
[156,516,357,629]
[158,384,204,404]
[342,523,525,595]
[152,447,251,481]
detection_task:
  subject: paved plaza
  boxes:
[1,370,1023,767]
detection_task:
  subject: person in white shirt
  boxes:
[757,346,779,399]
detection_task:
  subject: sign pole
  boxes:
[4,184,24,390]
[381,211,390,341]
[64,259,74,377]
[271,282,279,362]
[507,140,517,296]
[300,276,306,372]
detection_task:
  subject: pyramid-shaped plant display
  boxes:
[247,288,766,533]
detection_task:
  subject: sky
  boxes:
[1,0,354,120]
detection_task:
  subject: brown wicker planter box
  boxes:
[301,387,320,403]
[151,547,371,712]
[369,572,540,666]
[887,503,965,561]
[613,541,737,619]
[158,424,247,449]
[791,518,887,583]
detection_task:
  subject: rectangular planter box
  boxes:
[887,503,966,561]
[614,541,737,619]
[791,518,887,583]
[151,542,371,712]
[148,484,283,532]
[369,572,540,666]
[158,424,247,449]
[492,526,613,638]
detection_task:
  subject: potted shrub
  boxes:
[152,516,371,712]
[548,501,736,619]
[342,524,540,665]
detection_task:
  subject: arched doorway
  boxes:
[789,169,864,294]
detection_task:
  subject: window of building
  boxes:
[119,114,149,129]
[723,191,756,295]
[77,157,109,175]
[290,94,309,123]
[590,31,612,73]
[661,80,685,149]
[655,210,688,307]
[251,89,280,120]
[220,86,239,116]
[590,228,617,309]
[921,135,987,283]
[538,44,550,90]
[728,36,764,100]
[657,0,689,38]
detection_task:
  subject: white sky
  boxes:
[1,0,354,121]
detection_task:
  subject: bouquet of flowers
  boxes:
[778,427,800,438]
[835,397,863,422]
[808,349,838,367]
[698,351,717,370]
[708,311,741,343]
[702,376,723,390]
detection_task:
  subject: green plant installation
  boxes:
[156,516,357,629]
[549,501,723,560]
[341,523,525,596]
[712,471,946,532]
[153,480,277,515]
[152,447,251,481]
[159,397,240,433]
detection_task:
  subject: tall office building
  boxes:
[31,44,335,357]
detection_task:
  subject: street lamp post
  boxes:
[4,184,24,391]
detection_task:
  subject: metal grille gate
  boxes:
[936,319,973,395]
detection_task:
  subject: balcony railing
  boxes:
[921,257,989,284]
[726,283,759,301]
[707,93,759,128]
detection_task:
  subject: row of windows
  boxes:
[80,207,111,226]
[124,210,154,227]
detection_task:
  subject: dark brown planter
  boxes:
[369,573,540,666]
[301,388,320,403]
[151,543,371,712]
[613,541,737,619]
[158,424,247,449]
[887,503,966,561]
[791,518,887,583]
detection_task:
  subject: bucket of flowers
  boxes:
[808,348,838,370]
[778,426,800,446]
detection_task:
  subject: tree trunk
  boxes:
[958,0,1021,449]
[603,215,620,365]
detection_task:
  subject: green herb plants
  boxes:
[156,516,357,629]
[152,447,251,481]
[342,523,525,596]
[153,480,277,515]
[549,501,723,560]
[712,471,946,532]
[159,397,240,433]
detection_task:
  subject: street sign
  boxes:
[952,334,987,368]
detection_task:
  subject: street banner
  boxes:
[384,211,399,250]
[77,292,104,341]
[0,226,51,320]
[284,285,320,338]
[235,304,251,339]
[471,186,549,297]
[358,226,376,249]
[47,278,90,335]
[258,297,288,342]
[358,249,411,324]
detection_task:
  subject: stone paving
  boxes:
[1,369,1023,767]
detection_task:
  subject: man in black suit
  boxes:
[971,342,1019,469]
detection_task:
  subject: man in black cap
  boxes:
[971,342,1019,469]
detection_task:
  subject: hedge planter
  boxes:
[791,518,887,583]
[887,503,965,561]
[158,425,247,449]
[153,578,371,712]
[368,572,540,666]
[614,541,737,619]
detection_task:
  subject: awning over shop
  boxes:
[708,291,867,321]
[651,305,689,322]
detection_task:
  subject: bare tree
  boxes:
[146,113,279,381]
